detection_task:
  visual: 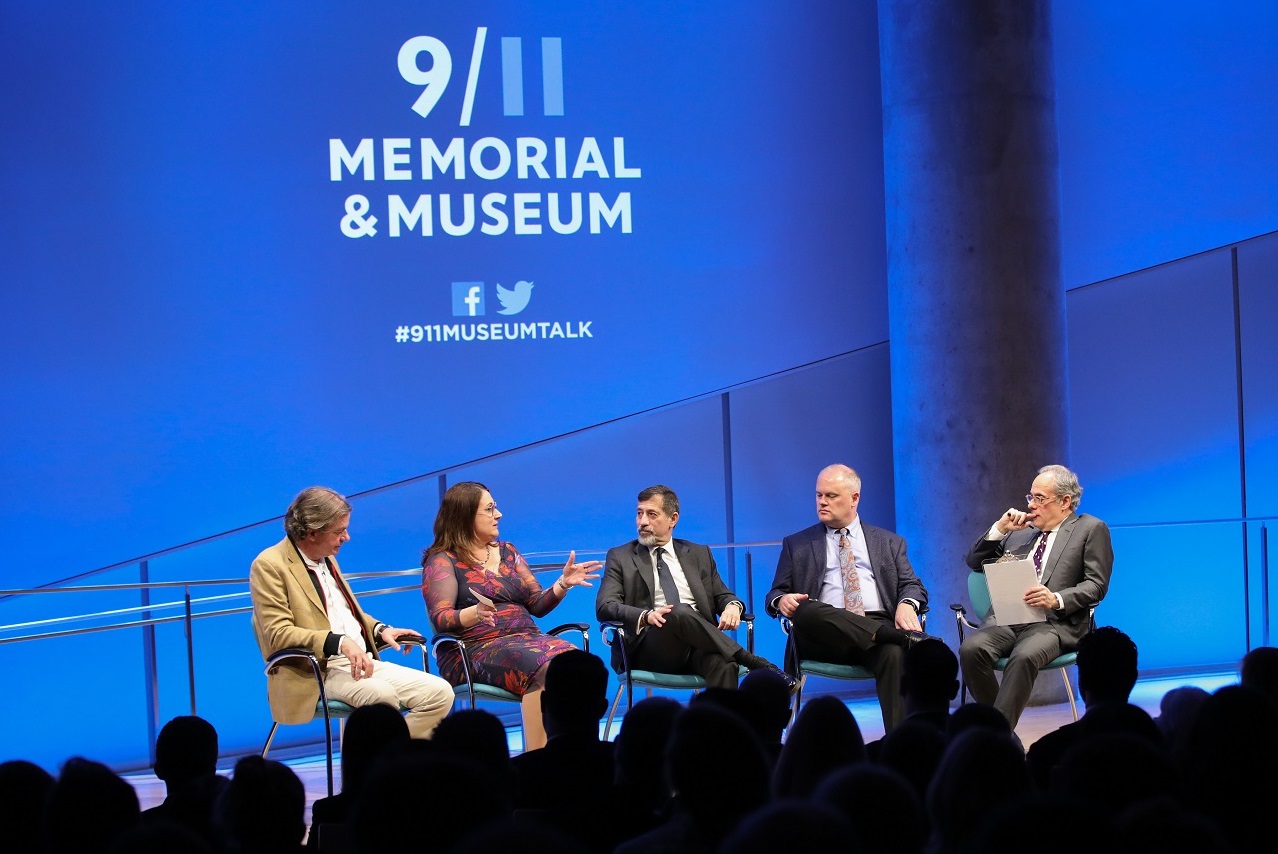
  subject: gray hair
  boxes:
[1038,464,1083,511]
[284,486,352,540]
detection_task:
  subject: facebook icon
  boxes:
[451,282,485,316]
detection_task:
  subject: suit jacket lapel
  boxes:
[807,526,826,595]
[284,541,328,615]
[631,542,656,604]
[861,524,891,604]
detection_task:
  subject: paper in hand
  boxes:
[468,587,495,608]
[983,559,1046,625]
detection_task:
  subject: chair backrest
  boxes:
[966,572,993,622]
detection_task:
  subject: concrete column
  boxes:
[878,0,1069,652]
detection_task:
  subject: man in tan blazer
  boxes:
[250,486,453,738]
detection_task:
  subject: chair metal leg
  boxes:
[262,722,280,757]
[604,684,626,741]
[788,674,808,731]
[1061,668,1079,721]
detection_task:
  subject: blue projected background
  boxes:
[1,1,886,585]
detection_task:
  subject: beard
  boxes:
[637,530,657,547]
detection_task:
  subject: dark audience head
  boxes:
[1052,732,1177,821]
[816,764,925,854]
[219,756,305,853]
[666,703,769,828]
[355,749,509,852]
[1241,645,1278,704]
[716,800,851,854]
[614,696,681,801]
[432,709,510,779]
[541,649,610,734]
[45,757,141,854]
[772,695,865,799]
[1182,684,1278,850]
[1076,625,1139,705]
[927,727,1028,852]
[1,759,55,853]
[108,820,217,854]
[153,715,219,785]
[1156,684,1209,760]
[1113,796,1234,854]
[947,700,1022,750]
[738,666,797,746]
[901,638,959,710]
[339,702,412,793]
[875,717,948,807]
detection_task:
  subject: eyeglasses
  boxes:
[1025,493,1060,506]
[477,503,499,518]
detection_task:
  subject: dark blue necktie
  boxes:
[1032,531,1049,579]
[654,547,681,605]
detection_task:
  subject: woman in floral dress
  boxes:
[422,481,601,750]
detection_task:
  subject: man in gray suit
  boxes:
[597,485,793,690]
[959,464,1113,727]
[765,464,930,731]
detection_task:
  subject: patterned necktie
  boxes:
[654,547,681,605]
[838,529,866,615]
[1032,531,1049,580]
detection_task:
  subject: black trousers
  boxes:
[790,599,906,731]
[629,604,743,690]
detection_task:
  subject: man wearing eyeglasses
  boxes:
[959,464,1113,727]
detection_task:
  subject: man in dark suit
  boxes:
[960,464,1113,727]
[597,485,792,690]
[765,464,929,731]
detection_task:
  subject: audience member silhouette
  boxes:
[1181,684,1278,852]
[611,696,682,843]
[1026,626,1160,788]
[814,764,925,854]
[307,702,411,850]
[44,756,141,854]
[141,715,227,847]
[735,667,793,767]
[510,650,615,851]
[353,748,508,854]
[945,700,1024,751]
[433,708,513,793]
[715,800,852,854]
[616,702,769,853]
[1051,732,1177,823]
[899,637,960,728]
[1240,645,1278,705]
[874,717,947,811]
[1111,796,1234,854]
[926,727,1028,853]
[772,695,866,799]
[218,755,306,853]
[0,759,54,853]
[1154,684,1209,765]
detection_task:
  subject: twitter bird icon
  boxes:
[495,280,534,315]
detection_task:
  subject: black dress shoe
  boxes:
[764,664,800,694]
[903,631,940,649]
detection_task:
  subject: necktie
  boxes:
[838,529,866,615]
[654,547,681,605]
[1032,531,1049,580]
